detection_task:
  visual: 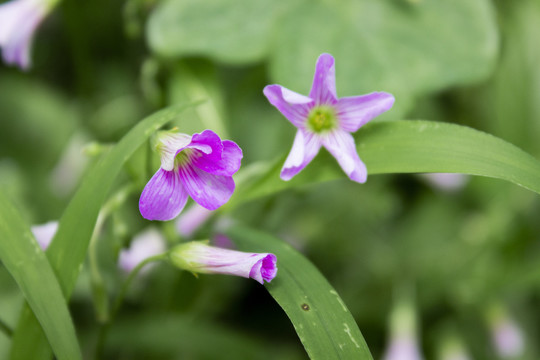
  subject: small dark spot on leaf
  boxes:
[301,303,310,311]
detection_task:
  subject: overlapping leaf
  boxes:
[10,102,200,359]
[0,192,81,360]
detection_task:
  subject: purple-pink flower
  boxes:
[491,315,525,358]
[118,228,167,273]
[263,53,394,183]
[0,0,51,70]
[139,129,242,221]
[31,220,58,250]
[383,335,423,360]
[169,241,277,284]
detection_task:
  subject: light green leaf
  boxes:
[227,226,373,360]
[10,102,201,360]
[147,0,497,116]
[228,120,540,209]
[0,192,82,360]
[147,0,280,63]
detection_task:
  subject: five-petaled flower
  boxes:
[264,53,395,183]
[139,129,242,221]
[0,0,53,70]
[169,241,277,284]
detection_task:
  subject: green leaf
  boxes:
[227,226,373,360]
[0,192,82,360]
[147,0,279,63]
[147,0,497,116]
[227,120,540,209]
[10,102,201,360]
[168,60,229,138]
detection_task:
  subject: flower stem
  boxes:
[93,253,168,360]
[89,213,109,324]
[112,253,168,318]
[89,185,136,324]
[0,317,13,338]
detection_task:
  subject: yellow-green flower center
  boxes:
[174,149,193,168]
[307,106,337,133]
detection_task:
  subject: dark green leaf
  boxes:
[228,226,373,360]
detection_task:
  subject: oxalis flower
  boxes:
[0,0,54,70]
[118,228,167,274]
[263,53,395,183]
[169,241,277,284]
[139,129,242,221]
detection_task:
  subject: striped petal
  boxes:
[139,168,189,221]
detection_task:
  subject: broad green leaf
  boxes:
[10,102,200,360]
[147,0,279,63]
[147,0,497,116]
[227,226,373,360]
[0,192,81,360]
[228,120,540,209]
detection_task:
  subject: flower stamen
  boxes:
[307,106,337,133]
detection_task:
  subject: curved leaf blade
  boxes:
[227,226,373,360]
[0,192,82,360]
[10,102,201,359]
[228,120,540,208]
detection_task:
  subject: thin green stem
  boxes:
[94,253,168,360]
[89,185,137,324]
[0,317,13,338]
[89,213,109,324]
[111,253,168,317]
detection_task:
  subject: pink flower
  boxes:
[118,228,167,273]
[139,130,242,221]
[421,173,468,192]
[0,0,52,69]
[264,53,394,183]
[31,220,58,250]
[383,335,423,360]
[491,316,525,358]
[169,241,277,284]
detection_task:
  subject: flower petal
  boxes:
[158,132,191,171]
[191,137,243,176]
[31,221,58,250]
[281,130,322,181]
[178,164,235,210]
[187,130,222,159]
[322,130,367,183]
[263,84,313,128]
[139,168,189,221]
[0,0,47,70]
[249,253,278,284]
[337,92,395,132]
[309,53,338,105]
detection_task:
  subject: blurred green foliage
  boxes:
[1,0,540,359]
